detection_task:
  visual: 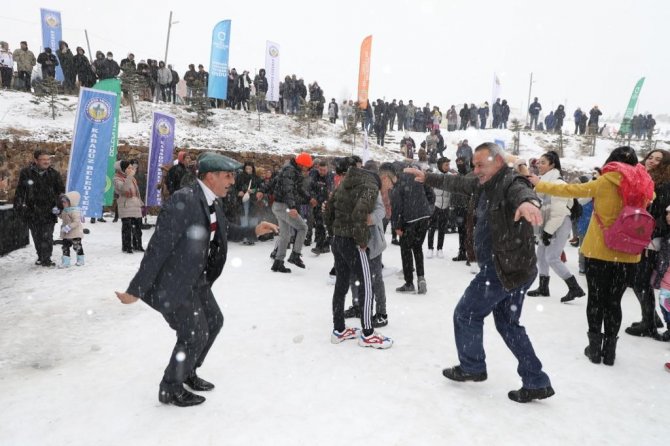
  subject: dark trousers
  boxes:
[459,118,468,130]
[170,85,177,103]
[62,238,84,256]
[331,235,373,336]
[585,258,634,337]
[397,116,404,131]
[630,250,658,327]
[454,262,550,389]
[28,220,55,262]
[0,67,12,89]
[17,70,31,91]
[427,208,449,250]
[312,206,328,249]
[400,218,429,284]
[121,217,143,250]
[160,284,223,392]
[530,114,539,130]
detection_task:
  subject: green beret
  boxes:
[197,152,243,174]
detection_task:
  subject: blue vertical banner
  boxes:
[40,8,64,81]
[208,20,231,99]
[146,111,176,207]
[67,88,118,218]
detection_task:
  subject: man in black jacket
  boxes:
[13,150,65,267]
[116,153,278,407]
[166,151,192,195]
[404,142,554,403]
[390,162,434,294]
[307,160,334,254]
[36,48,59,79]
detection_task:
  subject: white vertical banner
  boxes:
[265,41,281,102]
[361,132,370,164]
[492,72,502,105]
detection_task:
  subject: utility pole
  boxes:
[84,29,93,63]
[164,11,177,64]
[525,72,533,126]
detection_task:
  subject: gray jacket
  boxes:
[367,192,387,259]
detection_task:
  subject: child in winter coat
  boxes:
[59,191,85,267]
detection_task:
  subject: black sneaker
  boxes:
[97,217,107,223]
[396,283,415,293]
[452,254,467,262]
[287,252,305,269]
[391,239,400,246]
[271,260,291,273]
[304,238,312,247]
[41,259,56,267]
[372,313,388,328]
[34,259,42,266]
[343,305,361,319]
[270,248,277,260]
[442,366,487,382]
[508,386,555,403]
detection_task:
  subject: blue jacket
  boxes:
[576,199,593,236]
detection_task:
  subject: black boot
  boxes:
[584,332,603,364]
[271,260,291,273]
[560,276,585,303]
[624,324,659,338]
[527,276,550,297]
[287,251,305,269]
[508,386,555,403]
[602,336,618,366]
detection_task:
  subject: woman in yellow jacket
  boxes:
[529,146,653,366]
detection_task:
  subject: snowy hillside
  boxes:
[1,89,668,170]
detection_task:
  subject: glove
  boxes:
[52,206,60,215]
[62,225,71,234]
[541,231,552,246]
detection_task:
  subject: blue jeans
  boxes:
[453,263,551,389]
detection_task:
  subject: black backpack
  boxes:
[569,199,582,221]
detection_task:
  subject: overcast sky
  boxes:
[2,0,667,118]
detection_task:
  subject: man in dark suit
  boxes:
[116,152,278,407]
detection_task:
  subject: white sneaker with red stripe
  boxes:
[331,327,360,344]
[358,331,393,349]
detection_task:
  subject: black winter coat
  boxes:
[273,159,310,209]
[13,164,65,224]
[425,167,539,290]
[37,52,59,78]
[391,172,435,230]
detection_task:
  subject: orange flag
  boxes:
[358,35,372,109]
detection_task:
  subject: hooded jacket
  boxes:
[113,161,144,219]
[59,191,85,239]
[535,162,653,263]
[325,167,379,247]
[273,158,310,209]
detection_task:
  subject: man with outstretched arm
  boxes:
[116,152,278,407]
[404,142,554,403]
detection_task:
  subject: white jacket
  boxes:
[537,168,572,234]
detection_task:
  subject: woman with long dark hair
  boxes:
[527,151,585,302]
[529,146,654,366]
[625,149,670,338]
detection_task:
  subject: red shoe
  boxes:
[665,362,670,373]
[560,251,567,263]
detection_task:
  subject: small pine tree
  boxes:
[509,118,523,155]
[190,80,210,128]
[295,97,319,138]
[33,77,63,120]
[120,67,149,123]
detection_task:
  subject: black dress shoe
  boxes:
[508,386,555,403]
[159,387,206,407]
[442,366,487,382]
[134,246,145,252]
[184,374,215,391]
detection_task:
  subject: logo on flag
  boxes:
[268,45,279,58]
[85,98,112,123]
[44,14,59,27]
[156,118,172,136]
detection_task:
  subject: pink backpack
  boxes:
[594,205,655,255]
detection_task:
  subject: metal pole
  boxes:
[525,72,533,126]
[84,29,93,63]
[164,11,173,64]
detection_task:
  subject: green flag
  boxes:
[93,79,122,205]
[619,77,645,135]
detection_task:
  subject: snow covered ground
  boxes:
[0,219,668,445]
